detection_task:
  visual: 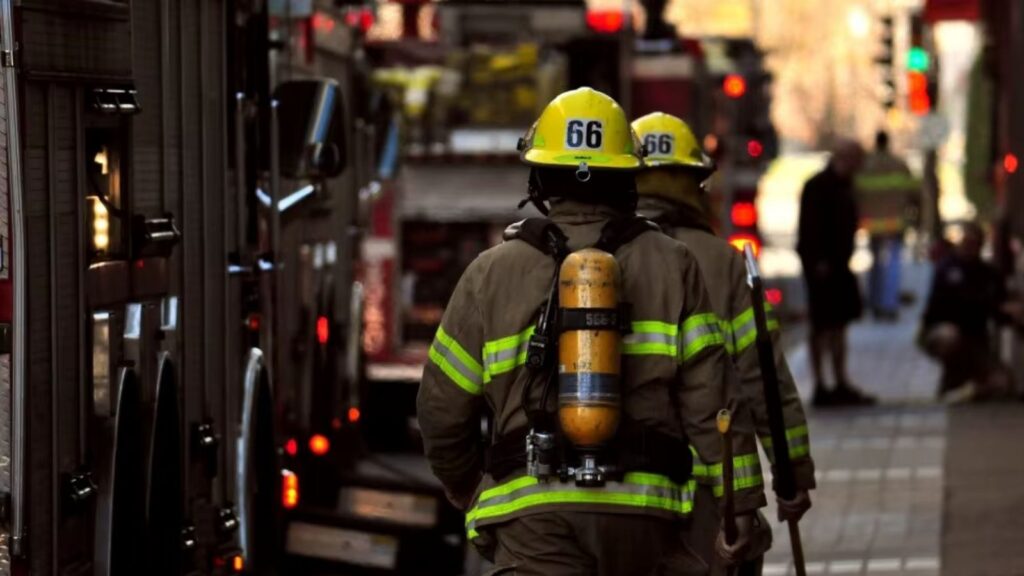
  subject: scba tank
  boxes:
[557,248,622,449]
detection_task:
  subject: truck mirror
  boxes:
[274,79,348,179]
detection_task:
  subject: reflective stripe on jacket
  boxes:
[417,201,767,537]
[855,152,920,234]
[640,196,817,491]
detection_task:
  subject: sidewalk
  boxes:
[763,263,946,575]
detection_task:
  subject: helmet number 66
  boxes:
[566,120,603,150]
[643,133,674,156]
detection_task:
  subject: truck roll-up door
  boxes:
[94,368,146,576]
[145,353,185,574]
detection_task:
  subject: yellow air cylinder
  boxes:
[557,248,622,449]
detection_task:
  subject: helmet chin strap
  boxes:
[519,168,550,215]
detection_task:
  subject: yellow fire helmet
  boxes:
[519,87,643,174]
[631,112,714,173]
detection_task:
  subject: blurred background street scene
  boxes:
[2,0,1024,574]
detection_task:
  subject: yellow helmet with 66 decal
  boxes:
[519,87,643,174]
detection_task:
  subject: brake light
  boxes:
[731,202,758,227]
[316,316,329,345]
[309,434,331,456]
[728,234,761,257]
[765,288,783,306]
[586,10,624,34]
[348,407,362,423]
[247,313,261,332]
[746,139,764,159]
[284,438,298,457]
[282,469,299,509]
[723,74,747,98]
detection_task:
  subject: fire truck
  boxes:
[0,1,361,574]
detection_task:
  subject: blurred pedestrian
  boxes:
[797,139,876,406]
[920,223,1021,401]
[856,131,920,321]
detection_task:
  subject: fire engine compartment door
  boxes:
[145,353,184,572]
[94,367,146,575]
[236,348,280,571]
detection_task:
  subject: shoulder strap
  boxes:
[593,216,661,254]
[504,217,570,262]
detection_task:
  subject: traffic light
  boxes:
[907,71,930,115]
[876,16,896,109]
[907,12,932,116]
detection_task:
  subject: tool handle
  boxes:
[743,246,797,500]
[788,520,807,576]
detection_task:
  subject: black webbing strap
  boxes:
[485,424,693,484]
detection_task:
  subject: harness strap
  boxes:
[485,424,694,485]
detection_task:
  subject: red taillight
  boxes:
[731,202,758,227]
[309,434,330,456]
[723,74,747,98]
[746,139,764,158]
[344,8,375,32]
[1004,153,1019,174]
[284,438,298,457]
[316,316,329,345]
[348,407,362,424]
[586,10,624,34]
[247,313,261,332]
[282,469,299,509]
[232,555,245,573]
[312,12,336,33]
[766,288,783,306]
[728,234,761,257]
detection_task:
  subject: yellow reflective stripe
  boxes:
[761,425,811,461]
[856,172,920,192]
[690,445,714,484]
[482,326,535,382]
[428,345,482,395]
[478,475,538,503]
[429,327,484,395]
[632,321,679,336]
[680,313,725,361]
[466,473,695,538]
[706,453,764,496]
[624,320,679,357]
[435,327,484,376]
[730,304,780,355]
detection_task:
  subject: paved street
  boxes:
[761,263,1024,576]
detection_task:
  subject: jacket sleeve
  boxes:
[725,252,816,492]
[417,262,486,505]
[675,251,767,515]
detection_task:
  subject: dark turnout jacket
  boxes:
[640,196,816,491]
[417,201,766,541]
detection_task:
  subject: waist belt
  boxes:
[485,424,693,485]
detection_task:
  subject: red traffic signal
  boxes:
[907,71,930,115]
[731,202,758,228]
[723,74,747,98]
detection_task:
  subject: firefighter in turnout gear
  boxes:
[632,112,817,575]
[417,89,767,575]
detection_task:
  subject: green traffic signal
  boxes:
[908,47,930,72]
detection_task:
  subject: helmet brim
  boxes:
[523,148,642,170]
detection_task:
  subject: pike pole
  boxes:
[743,245,808,576]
